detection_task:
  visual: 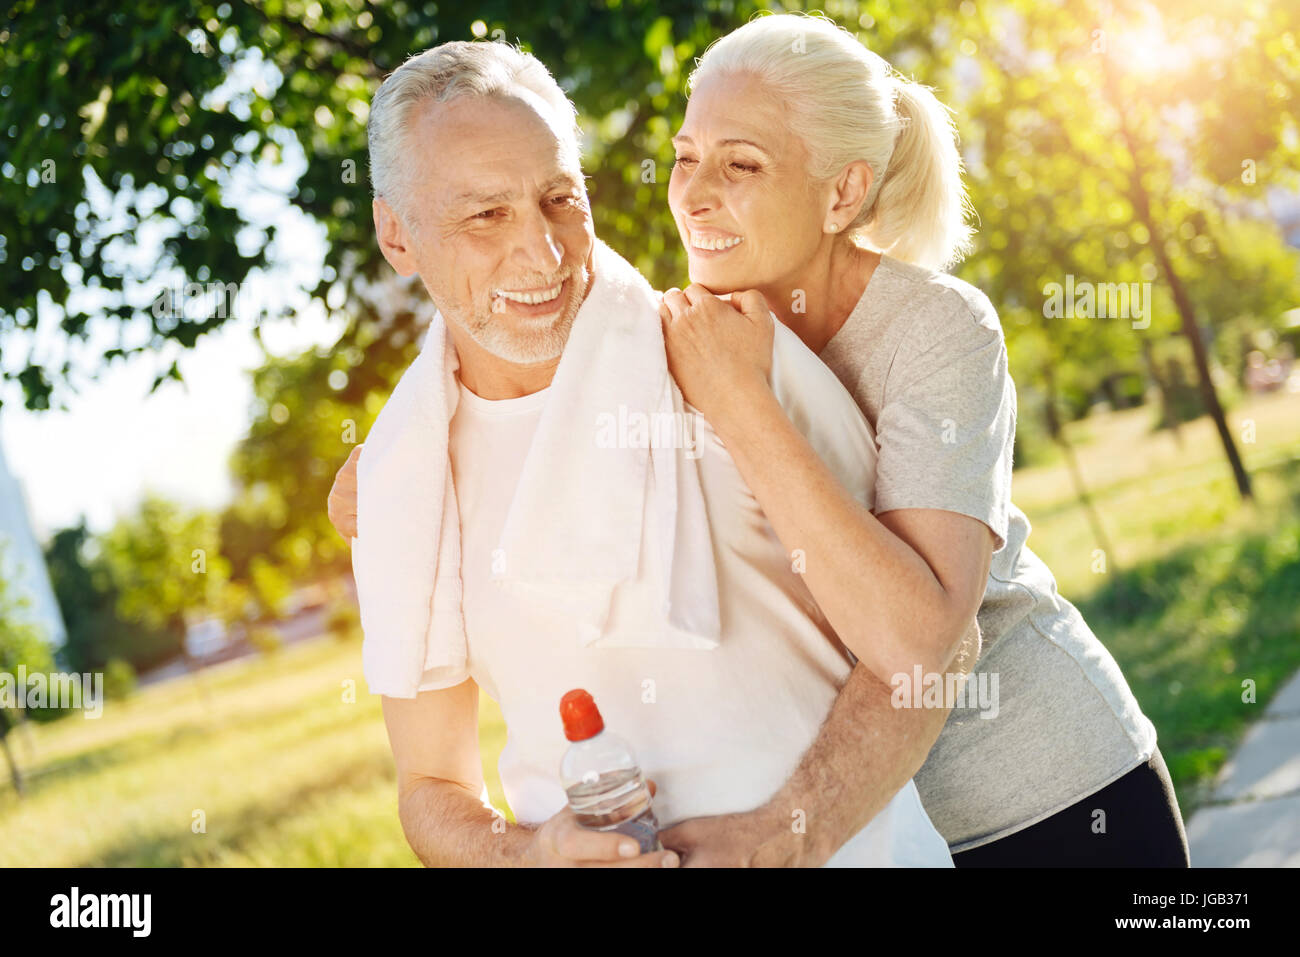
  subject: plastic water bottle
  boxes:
[559,689,662,853]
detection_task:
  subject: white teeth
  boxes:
[493,281,564,305]
[691,234,744,251]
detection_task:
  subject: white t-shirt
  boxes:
[448,379,951,867]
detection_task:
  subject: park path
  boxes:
[1185,670,1300,866]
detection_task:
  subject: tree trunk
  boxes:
[1102,67,1252,500]
[1147,236,1252,499]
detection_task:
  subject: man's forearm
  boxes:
[399,777,536,867]
[763,620,979,864]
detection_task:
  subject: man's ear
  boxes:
[829,160,873,225]
[373,197,419,277]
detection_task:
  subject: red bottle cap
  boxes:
[560,689,605,741]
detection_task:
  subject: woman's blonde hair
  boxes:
[688,12,974,271]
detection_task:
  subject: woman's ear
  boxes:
[828,160,874,228]
[373,197,419,277]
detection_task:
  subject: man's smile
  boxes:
[492,279,566,305]
[489,275,572,318]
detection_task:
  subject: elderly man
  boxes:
[336,39,978,867]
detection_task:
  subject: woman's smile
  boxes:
[687,227,746,255]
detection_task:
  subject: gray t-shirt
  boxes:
[819,254,1158,853]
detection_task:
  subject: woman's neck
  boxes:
[758,240,882,355]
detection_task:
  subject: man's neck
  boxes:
[446,323,560,399]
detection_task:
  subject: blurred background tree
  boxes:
[97,494,228,649]
[43,501,226,675]
[43,521,147,674]
[957,0,1300,502]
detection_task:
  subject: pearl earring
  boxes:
[828,223,839,233]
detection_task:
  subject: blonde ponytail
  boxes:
[868,77,974,270]
[690,12,974,271]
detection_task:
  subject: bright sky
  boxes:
[0,287,341,540]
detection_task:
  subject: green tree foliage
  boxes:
[952,0,1300,497]
[224,341,381,579]
[44,522,149,673]
[45,503,229,674]
[97,494,228,659]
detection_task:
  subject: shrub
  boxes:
[101,658,137,701]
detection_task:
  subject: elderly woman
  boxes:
[656,12,1187,866]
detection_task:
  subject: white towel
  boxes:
[354,238,880,698]
[355,238,721,698]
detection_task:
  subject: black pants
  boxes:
[951,747,1190,867]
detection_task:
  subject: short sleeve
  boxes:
[872,295,1015,552]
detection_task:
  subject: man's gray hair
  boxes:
[367,40,580,230]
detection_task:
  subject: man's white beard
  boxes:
[461,267,589,364]
[469,305,575,363]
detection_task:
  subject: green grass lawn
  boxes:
[1,389,1297,865]
[0,636,513,866]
